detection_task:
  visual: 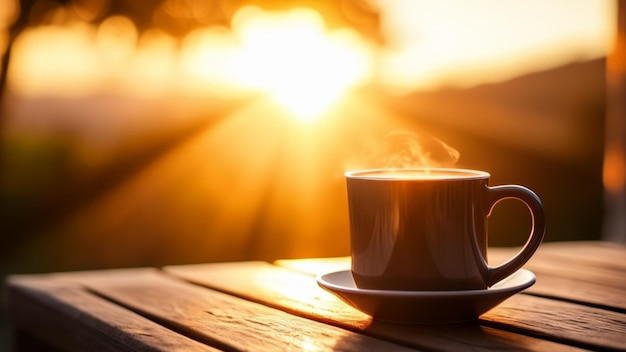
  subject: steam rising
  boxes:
[360,131,460,169]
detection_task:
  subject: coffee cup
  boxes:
[345,168,545,291]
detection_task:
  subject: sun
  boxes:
[230,6,375,122]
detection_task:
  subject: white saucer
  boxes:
[316,269,535,324]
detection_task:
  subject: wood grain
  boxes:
[489,243,626,310]
[6,272,217,352]
[536,241,626,268]
[270,242,626,350]
[482,293,626,351]
[489,242,626,282]
[276,242,626,312]
[165,262,586,351]
[6,241,624,352]
[72,268,416,352]
[529,272,626,311]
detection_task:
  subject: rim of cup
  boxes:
[345,168,490,180]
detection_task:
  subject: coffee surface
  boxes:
[348,168,489,180]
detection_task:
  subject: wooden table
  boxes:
[4,241,626,351]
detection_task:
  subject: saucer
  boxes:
[316,269,535,324]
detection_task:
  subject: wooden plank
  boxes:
[165,262,586,351]
[489,244,626,310]
[489,243,626,286]
[68,268,417,352]
[275,242,626,278]
[535,241,626,268]
[497,259,625,291]
[482,293,626,351]
[278,242,626,312]
[5,272,218,352]
[529,272,626,311]
[275,256,350,276]
[276,246,626,350]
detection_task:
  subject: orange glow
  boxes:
[6,2,614,98]
[8,93,405,265]
[7,5,374,122]
[0,1,617,266]
[9,22,102,97]
[377,0,615,92]
[604,148,626,194]
[275,257,350,276]
[129,29,178,96]
[178,26,242,96]
[230,6,374,121]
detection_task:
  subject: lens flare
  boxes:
[230,6,374,122]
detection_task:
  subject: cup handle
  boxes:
[481,185,546,286]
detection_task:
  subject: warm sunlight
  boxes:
[376,0,615,92]
[6,1,614,101]
[229,6,374,121]
[7,5,375,122]
[1,0,620,273]
[9,22,103,97]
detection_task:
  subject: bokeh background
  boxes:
[0,1,624,340]
[2,0,625,347]
[0,0,621,272]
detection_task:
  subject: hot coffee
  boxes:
[346,168,545,291]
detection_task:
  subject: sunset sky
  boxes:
[0,0,616,269]
[375,0,616,91]
[1,0,616,102]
